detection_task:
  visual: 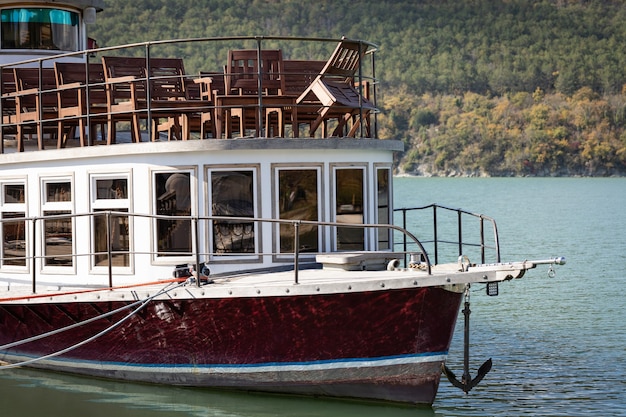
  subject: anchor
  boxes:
[442,283,492,393]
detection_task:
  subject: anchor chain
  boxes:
[442,283,492,394]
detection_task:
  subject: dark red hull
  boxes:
[0,286,462,405]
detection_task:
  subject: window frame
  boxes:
[89,172,133,273]
[150,167,197,264]
[331,164,368,252]
[0,178,28,272]
[374,164,393,251]
[40,175,75,272]
[272,164,323,261]
[206,164,261,263]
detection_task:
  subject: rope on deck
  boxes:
[0,279,188,370]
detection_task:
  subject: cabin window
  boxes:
[209,169,257,256]
[275,168,320,255]
[376,167,392,250]
[154,171,193,257]
[1,182,26,268]
[42,180,73,267]
[1,8,80,51]
[90,176,131,269]
[334,167,365,251]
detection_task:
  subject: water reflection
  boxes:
[1,368,439,417]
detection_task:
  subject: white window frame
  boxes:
[151,167,197,265]
[0,178,28,272]
[89,172,133,273]
[331,165,368,252]
[206,165,260,263]
[40,175,75,273]
[272,164,323,261]
[374,164,393,251]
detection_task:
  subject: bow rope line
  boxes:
[0,279,189,370]
[0,278,188,351]
[0,277,187,303]
[0,297,146,351]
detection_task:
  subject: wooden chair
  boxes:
[282,60,326,96]
[193,71,226,138]
[147,57,186,140]
[217,49,291,137]
[13,67,59,151]
[296,39,376,137]
[55,62,108,147]
[146,58,211,141]
[1,68,17,149]
[266,59,325,137]
[101,56,146,144]
[226,49,284,95]
[102,56,211,143]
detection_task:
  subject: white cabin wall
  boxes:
[0,142,397,288]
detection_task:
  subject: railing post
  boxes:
[493,221,501,263]
[357,41,364,138]
[84,58,92,145]
[107,211,113,288]
[293,221,300,284]
[145,44,152,141]
[479,216,485,264]
[401,208,408,267]
[457,210,463,257]
[194,217,201,287]
[37,62,44,150]
[433,205,439,265]
[256,38,264,137]
[371,48,377,138]
[31,217,37,294]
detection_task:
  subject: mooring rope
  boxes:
[0,277,186,303]
[0,279,185,351]
[0,279,189,370]
[0,297,146,351]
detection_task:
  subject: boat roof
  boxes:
[0,0,104,11]
[0,138,404,167]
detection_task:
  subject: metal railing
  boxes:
[0,210,430,293]
[394,204,500,266]
[0,36,379,151]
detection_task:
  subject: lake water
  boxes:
[1,177,625,417]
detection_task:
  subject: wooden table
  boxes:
[146,99,212,140]
[214,95,298,138]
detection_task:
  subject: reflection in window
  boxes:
[377,168,391,250]
[42,180,72,267]
[335,168,364,251]
[93,210,129,267]
[278,169,318,253]
[96,178,128,199]
[1,8,79,51]
[43,210,72,266]
[1,183,27,267]
[2,212,26,266]
[46,181,71,202]
[4,184,25,203]
[92,178,130,267]
[211,171,255,254]
[155,172,192,255]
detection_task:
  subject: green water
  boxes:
[1,177,625,417]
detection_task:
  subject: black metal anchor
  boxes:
[442,284,492,393]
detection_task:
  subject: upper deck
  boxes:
[1,35,379,154]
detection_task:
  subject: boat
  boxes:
[0,0,565,406]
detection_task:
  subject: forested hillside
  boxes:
[91,0,626,176]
